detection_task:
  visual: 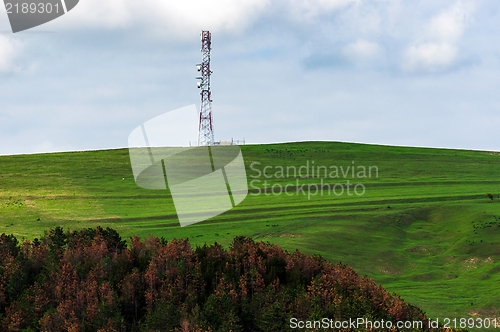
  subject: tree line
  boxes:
[0,227,458,331]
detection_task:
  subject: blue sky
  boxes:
[0,0,499,155]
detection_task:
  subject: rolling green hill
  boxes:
[1,141,499,322]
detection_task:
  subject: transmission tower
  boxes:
[196,31,214,146]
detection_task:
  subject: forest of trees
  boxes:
[0,227,456,331]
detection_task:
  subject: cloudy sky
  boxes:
[0,0,499,155]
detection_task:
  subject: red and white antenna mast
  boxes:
[196,30,214,146]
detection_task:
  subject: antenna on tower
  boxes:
[196,30,215,146]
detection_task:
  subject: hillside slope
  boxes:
[0,141,499,320]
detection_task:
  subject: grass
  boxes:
[1,141,500,322]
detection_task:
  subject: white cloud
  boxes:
[0,36,22,72]
[53,0,270,38]
[342,39,383,63]
[53,0,133,29]
[51,0,364,37]
[403,0,475,72]
[405,42,457,72]
[428,1,473,41]
[149,0,270,35]
[286,0,359,21]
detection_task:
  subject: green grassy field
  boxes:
[1,141,499,322]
